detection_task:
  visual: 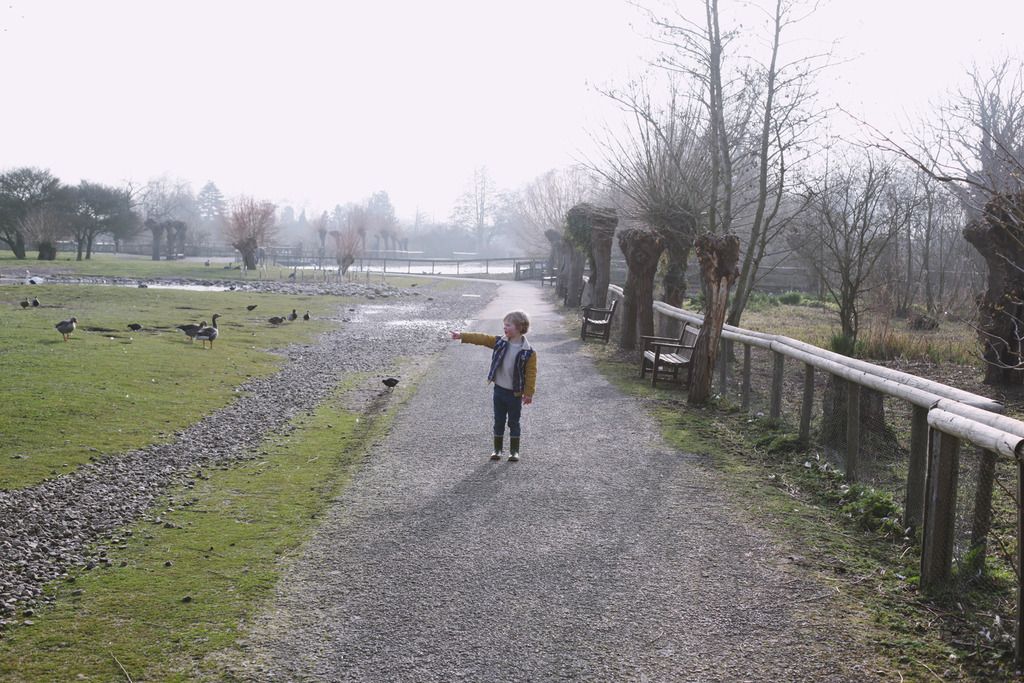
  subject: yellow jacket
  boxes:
[460,332,537,398]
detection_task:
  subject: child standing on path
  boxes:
[450,310,537,462]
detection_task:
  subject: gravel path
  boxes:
[228,281,887,682]
[0,279,495,627]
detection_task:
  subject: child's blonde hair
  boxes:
[504,310,530,335]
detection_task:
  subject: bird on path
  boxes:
[302,310,310,321]
[195,314,220,349]
[127,323,143,332]
[19,300,29,309]
[138,283,148,289]
[268,316,286,325]
[288,308,298,321]
[56,317,78,342]
[246,304,258,311]
[177,321,207,342]
[382,377,399,391]
[31,297,39,307]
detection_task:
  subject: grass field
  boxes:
[0,283,346,489]
[0,377,395,682]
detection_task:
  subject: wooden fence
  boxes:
[601,284,1024,664]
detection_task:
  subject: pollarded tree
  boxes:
[617,228,665,350]
[367,190,400,253]
[688,232,740,404]
[139,177,194,260]
[227,197,277,270]
[0,167,62,259]
[567,203,618,308]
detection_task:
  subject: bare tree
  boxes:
[20,198,72,261]
[517,167,596,253]
[591,78,710,306]
[792,150,900,344]
[647,0,829,324]
[226,197,277,270]
[873,59,1024,383]
[329,226,360,275]
[451,166,498,253]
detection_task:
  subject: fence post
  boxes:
[845,381,861,483]
[769,351,785,421]
[741,343,751,410]
[921,429,960,593]
[799,363,814,444]
[970,447,997,571]
[904,405,929,531]
[1018,458,1023,668]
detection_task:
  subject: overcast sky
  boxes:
[1,1,1022,222]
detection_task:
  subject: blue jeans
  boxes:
[493,386,522,438]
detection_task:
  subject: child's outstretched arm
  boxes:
[450,331,461,340]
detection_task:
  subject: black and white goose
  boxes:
[195,314,221,349]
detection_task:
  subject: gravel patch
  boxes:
[0,279,497,629]
[225,282,890,682]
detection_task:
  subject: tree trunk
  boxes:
[661,244,689,308]
[148,220,164,261]
[689,233,740,405]
[235,237,259,271]
[964,192,1024,385]
[566,248,586,307]
[37,241,57,260]
[567,204,618,309]
[556,236,572,301]
[75,239,84,261]
[12,232,27,259]
[617,228,664,351]
[589,220,616,309]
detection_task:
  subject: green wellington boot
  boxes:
[490,436,503,460]
[508,437,520,462]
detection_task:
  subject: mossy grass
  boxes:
[0,375,398,682]
[0,283,348,489]
[549,299,1009,680]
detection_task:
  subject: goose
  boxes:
[56,317,78,341]
[31,297,39,307]
[268,316,286,325]
[288,308,298,321]
[195,314,220,349]
[127,323,143,332]
[302,310,310,321]
[177,321,207,342]
[20,300,29,309]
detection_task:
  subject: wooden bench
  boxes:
[540,275,557,287]
[580,299,618,343]
[640,323,699,387]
